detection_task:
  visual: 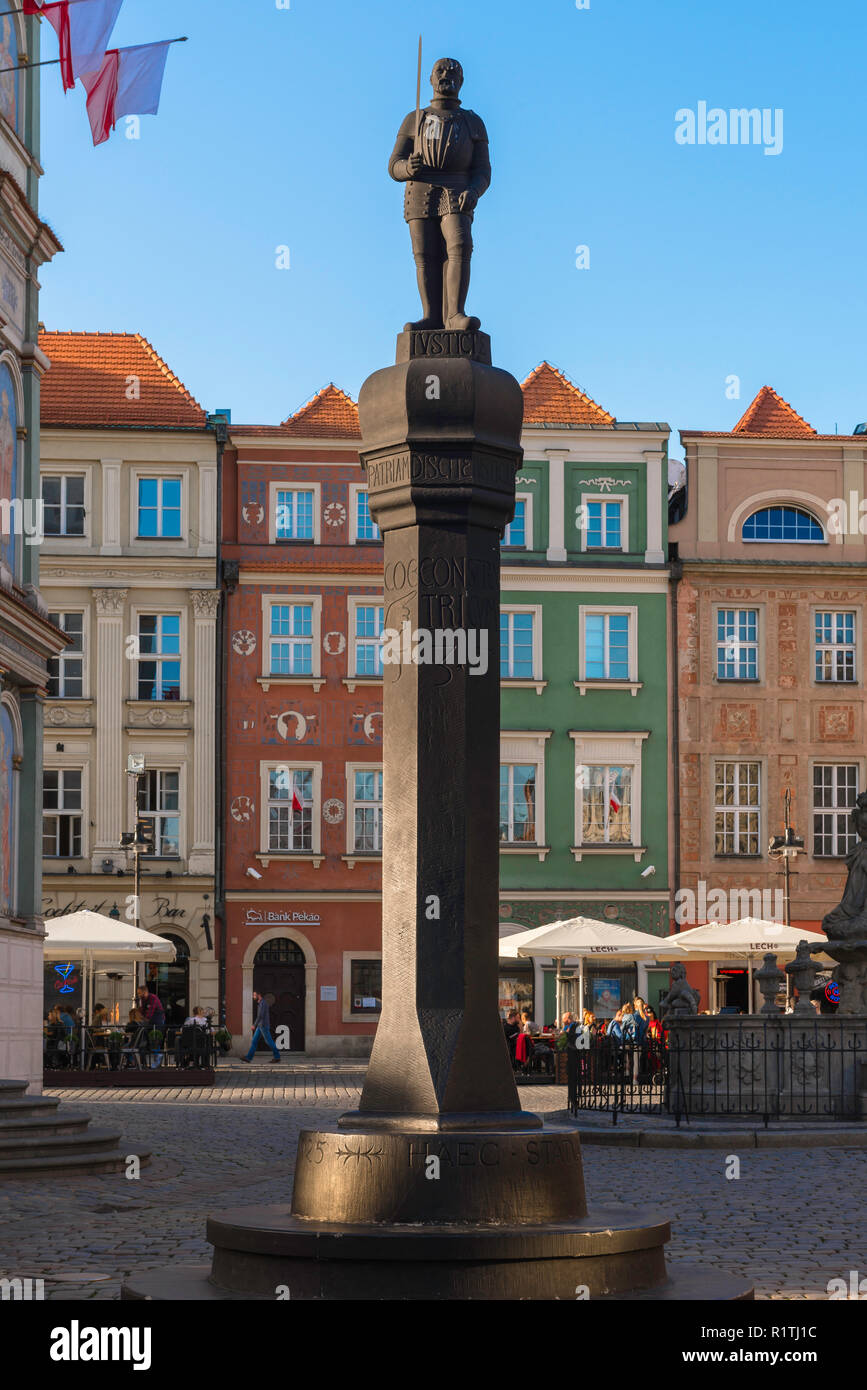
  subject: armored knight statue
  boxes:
[818,790,867,1011]
[389,57,490,332]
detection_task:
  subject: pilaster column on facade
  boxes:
[695,444,720,553]
[197,463,218,557]
[100,459,123,555]
[188,589,219,874]
[545,449,569,561]
[643,448,666,564]
[838,445,867,557]
[91,587,128,870]
[17,685,44,924]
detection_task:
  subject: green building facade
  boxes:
[498,365,672,1023]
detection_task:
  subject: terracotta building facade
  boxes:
[670,386,867,1011]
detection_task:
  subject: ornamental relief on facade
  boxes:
[232,629,257,656]
[815,705,856,740]
[713,703,759,740]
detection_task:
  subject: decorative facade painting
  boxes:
[0,16,18,133]
[0,363,18,576]
[0,700,16,918]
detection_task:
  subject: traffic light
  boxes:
[135,817,156,854]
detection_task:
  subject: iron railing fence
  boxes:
[43,1024,218,1073]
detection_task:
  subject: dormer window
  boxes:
[742,506,824,543]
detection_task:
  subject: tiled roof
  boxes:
[732,385,816,438]
[281,383,361,437]
[39,331,207,429]
[520,362,615,426]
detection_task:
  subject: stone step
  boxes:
[0,1111,93,1138]
[0,1149,148,1178]
[0,1096,62,1120]
[0,1126,123,1160]
[0,1079,29,1097]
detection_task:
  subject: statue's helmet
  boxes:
[430,58,464,95]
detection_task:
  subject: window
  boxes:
[267,766,313,852]
[743,506,824,543]
[500,611,534,679]
[585,499,623,550]
[137,477,181,538]
[349,958,382,1015]
[47,613,84,697]
[269,604,313,676]
[42,475,85,537]
[351,768,383,852]
[578,765,632,844]
[354,605,383,676]
[137,614,181,700]
[584,613,630,680]
[716,609,759,680]
[355,489,380,542]
[275,489,314,541]
[500,764,536,842]
[142,771,180,856]
[503,496,530,549]
[813,765,858,857]
[714,762,760,855]
[814,611,856,683]
[43,770,82,857]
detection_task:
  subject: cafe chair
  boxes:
[120,1027,148,1070]
[82,1028,111,1071]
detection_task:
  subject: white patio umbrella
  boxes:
[44,910,176,1026]
[499,917,685,1021]
[665,918,832,1012]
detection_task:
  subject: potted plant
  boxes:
[106,1030,124,1069]
[215,1028,232,1054]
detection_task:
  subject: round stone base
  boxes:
[291,1127,587,1224]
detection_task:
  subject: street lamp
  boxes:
[768,788,804,928]
[120,754,154,935]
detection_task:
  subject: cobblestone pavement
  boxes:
[0,1063,862,1301]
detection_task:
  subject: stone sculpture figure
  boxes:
[659,961,700,1020]
[389,57,490,332]
[817,791,867,1012]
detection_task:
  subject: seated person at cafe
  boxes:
[184,1006,211,1028]
[502,1008,520,1064]
[91,1003,110,1029]
[124,1007,145,1036]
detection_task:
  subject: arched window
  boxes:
[0,697,19,917]
[0,362,18,579]
[254,938,305,966]
[742,505,824,543]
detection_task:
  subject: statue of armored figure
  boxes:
[389,57,490,332]
[818,791,867,1012]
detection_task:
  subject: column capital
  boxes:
[191,589,220,620]
[92,587,127,616]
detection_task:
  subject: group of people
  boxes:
[561,997,665,1104]
[44,985,214,1070]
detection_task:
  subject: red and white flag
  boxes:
[608,773,622,815]
[27,0,123,93]
[81,40,171,146]
[290,778,303,814]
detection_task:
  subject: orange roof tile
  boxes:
[520,362,615,426]
[39,331,207,430]
[281,383,361,438]
[732,385,816,438]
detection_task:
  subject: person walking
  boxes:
[243,990,281,1064]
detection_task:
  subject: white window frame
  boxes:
[713,759,762,858]
[580,493,628,553]
[257,759,323,866]
[500,604,544,691]
[503,492,533,550]
[42,765,86,859]
[40,468,90,542]
[344,762,384,861]
[140,768,182,858]
[349,484,381,544]
[713,605,763,683]
[132,609,184,702]
[499,732,552,860]
[812,608,859,685]
[268,480,321,545]
[341,950,382,1022]
[576,605,640,695]
[259,595,323,690]
[132,471,186,542]
[569,731,650,861]
[811,762,861,858]
[347,596,385,685]
[46,608,88,699]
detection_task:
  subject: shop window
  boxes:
[349,958,381,1015]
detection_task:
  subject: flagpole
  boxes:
[0,34,187,72]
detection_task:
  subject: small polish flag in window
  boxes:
[290,778,303,814]
[608,776,622,814]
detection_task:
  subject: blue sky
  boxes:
[37,0,867,447]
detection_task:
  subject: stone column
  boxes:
[643,448,666,565]
[189,589,219,874]
[91,588,127,871]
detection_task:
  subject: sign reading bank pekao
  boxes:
[244,908,321,927]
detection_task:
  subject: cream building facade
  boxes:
[38,332,220,1025]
